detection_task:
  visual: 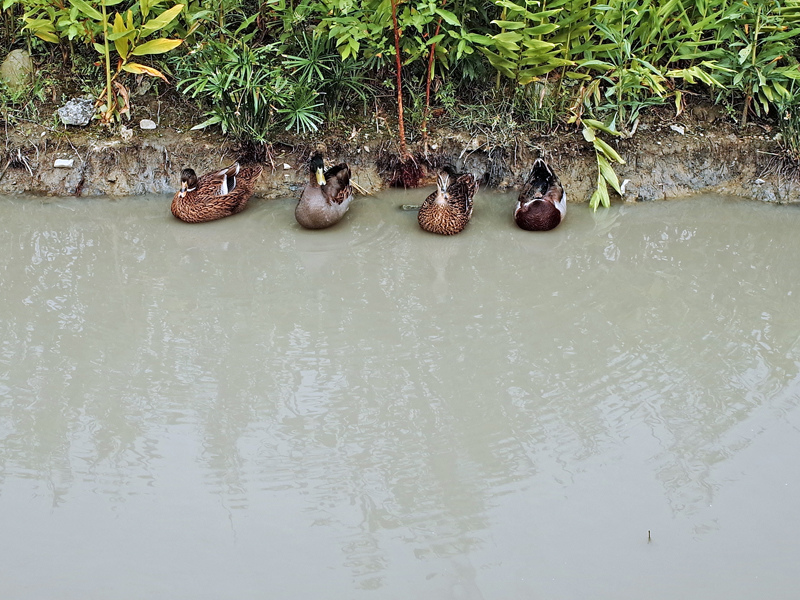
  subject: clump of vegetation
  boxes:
[3,0,800,202]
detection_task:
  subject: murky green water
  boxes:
[1,191,799,599]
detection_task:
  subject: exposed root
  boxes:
[235,141,275,170]
[378,151,424,188]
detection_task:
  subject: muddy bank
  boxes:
[1,114,798,203]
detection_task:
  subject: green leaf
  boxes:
[70,0,103,21]
[131,38,183,55]
[737,44,752,65]
[583,118,621,136]
[426,33,445,46]
[93,42,106,54]
[141,4,184,35]
[434,8,459,26]
[597,154,622,195]
[594,136,625,164]
[191,114,221,130]
[491,20,527,30]
[590,175,609,211]
[112,12,129,59]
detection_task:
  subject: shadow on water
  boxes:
[1,192,800,597]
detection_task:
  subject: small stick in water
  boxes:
[401,204,422,211]
[648,530,652,543]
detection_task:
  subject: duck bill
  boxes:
[315,168,326,186]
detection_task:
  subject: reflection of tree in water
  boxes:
[1,195,800,587]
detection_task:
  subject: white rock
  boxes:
[364,145,370,153]
[755,178,766,185]
[140,119,157,130]
[670,124,685,135]
[283,163,291,170]
[54,159,74,168]
[57,97,94,126]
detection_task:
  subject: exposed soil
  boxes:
[1,95,799,204]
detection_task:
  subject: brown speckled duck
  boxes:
[171,162,262,223]
[295,152,354,229]
[417,170,477,235]
[514,158,566,231]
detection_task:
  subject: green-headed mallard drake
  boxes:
[514,158,566,231]
[295,152,353,229]
[171,162,262,223]
[417,170,477,235]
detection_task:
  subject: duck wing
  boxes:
[520,159,563,203]
[197,163,241,196]
[323,163,353,205]
[448,173,478,216]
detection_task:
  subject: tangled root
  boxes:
[379,152,424,188]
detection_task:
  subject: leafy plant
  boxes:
[482,0,573,85]
[582,118,625,210]
[20,0,184,123]
[716,0,800,125]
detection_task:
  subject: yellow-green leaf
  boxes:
[597,154,622,195]
[71,0,103,21]
[93,42,106,54]
[594,136,625,164]
[141,4,184,36]
[36,31,61,43]
[583,118,621,136]
[112,12,129,59]
[122,62,169,82]
[130,38,183,55]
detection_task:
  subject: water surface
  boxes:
[1,192,799,599]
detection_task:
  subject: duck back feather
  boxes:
[514,158,566,231]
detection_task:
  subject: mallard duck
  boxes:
[295,152,353,229]
[417,170,477,235]
[171,162,262,223]
[514,158,566,231]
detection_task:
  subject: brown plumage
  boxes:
[171,162,262,223]
[295,152,354,229]
[514,158,566,231]
[417,171,477,236]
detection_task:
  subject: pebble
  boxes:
[140,119,157,130]
[670,124,685,135]
[283,163,291,170]
[54,159,74,168]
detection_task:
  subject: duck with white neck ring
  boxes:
[171,162,262,223]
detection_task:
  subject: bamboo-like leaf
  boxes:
[70,0,103,21]
[131,38,183,55]
[141,4,184,36]
[191,114,222,130]
[491,20,527,30]
[122,61,169,82]
[597,154,622,195]
[112,12,129,59]
[594,136,626,164]
[583,118,621,136]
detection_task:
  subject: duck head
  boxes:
[434,172,450,205]
[310,153,326,186]
[179,168,198,198]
